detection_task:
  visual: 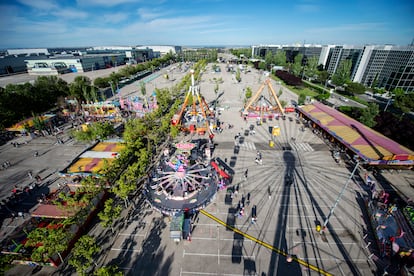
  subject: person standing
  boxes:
[244,169,248,179]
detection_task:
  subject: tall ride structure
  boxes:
[242,79,285,122]
[171,70,214,136]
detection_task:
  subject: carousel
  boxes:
[145,140,220,215]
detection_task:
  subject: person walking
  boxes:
[244,169,248,179]
[251,205,257,224]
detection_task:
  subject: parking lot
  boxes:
[2,62,396,275]
[103,63,374,275]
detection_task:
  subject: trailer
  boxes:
[170,213,184,243]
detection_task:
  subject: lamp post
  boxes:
[108,81,115,98]
[384,97,392,112]
[320,158,361,233]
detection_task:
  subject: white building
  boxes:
[6,48,49,56]
[136,45,182,56]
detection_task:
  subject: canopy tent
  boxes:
[6,114,56,132]
[59,140,125,177]
[298,102,414,166]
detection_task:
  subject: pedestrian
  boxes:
[244,169,248,179]
[246,193,251,206]
[28,171,33,179]
[251,205,257,224]
[34,151,39,157]
[234,185,239,196]
[268,185,272,199]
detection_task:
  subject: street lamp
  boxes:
[108,81,115,98]
[320,157,361,233]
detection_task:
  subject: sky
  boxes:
[0,0,413,48]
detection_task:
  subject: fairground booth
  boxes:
[6,114,57,135]
[59,139,125,182]
[297,102,414,168]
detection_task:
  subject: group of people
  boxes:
[1,160,11,170]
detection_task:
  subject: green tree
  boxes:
[258,61,266,70]
[235,69,241,82]
[317,70,330,85]
[277,88,283,97]
[69,76,91,103]
[393,88,414,119]
[245,87,252,99]
[90,86,99,102]
[346,82,366,95]
[25,226,69,264]
[71,121,115,142]
[265,51,273,69]
[359,103,379,127]
[69,235,100,276]
[140,81,149,108]
[298,93,306,105]
[273,51,287,67]
[304,56,319,80]
[94,77,110,89]
[98,198,122,233]
[331,59,352,86]
[290,53,303,77]
[32,113,46,131]
[214,83,219,95]
[94,265,124,276]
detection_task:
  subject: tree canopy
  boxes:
[359,103,379,127]
[393,88,414,118]
[331,59,352,86]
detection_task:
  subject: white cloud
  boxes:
[145,15,213,29]
[51,9,88,19]
[76,0,141,7]
[137,8,166,21]
[16,0,58,10]
[102,12,129,23]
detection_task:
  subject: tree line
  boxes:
[0,53,175,130]
[5,59,207,275]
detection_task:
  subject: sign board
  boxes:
[272,126,280,136]
[175,143,196,151]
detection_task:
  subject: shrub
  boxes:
[275,70,302,87]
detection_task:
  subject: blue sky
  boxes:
[0,0,413,48]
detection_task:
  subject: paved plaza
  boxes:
[102,64,376,276]
[2,62,414,275]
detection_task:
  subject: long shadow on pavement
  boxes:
[268,151,302,276]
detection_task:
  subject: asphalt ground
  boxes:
[101,64,377,276]
[3,62,414,275]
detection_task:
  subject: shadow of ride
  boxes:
[268,151,301,275]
